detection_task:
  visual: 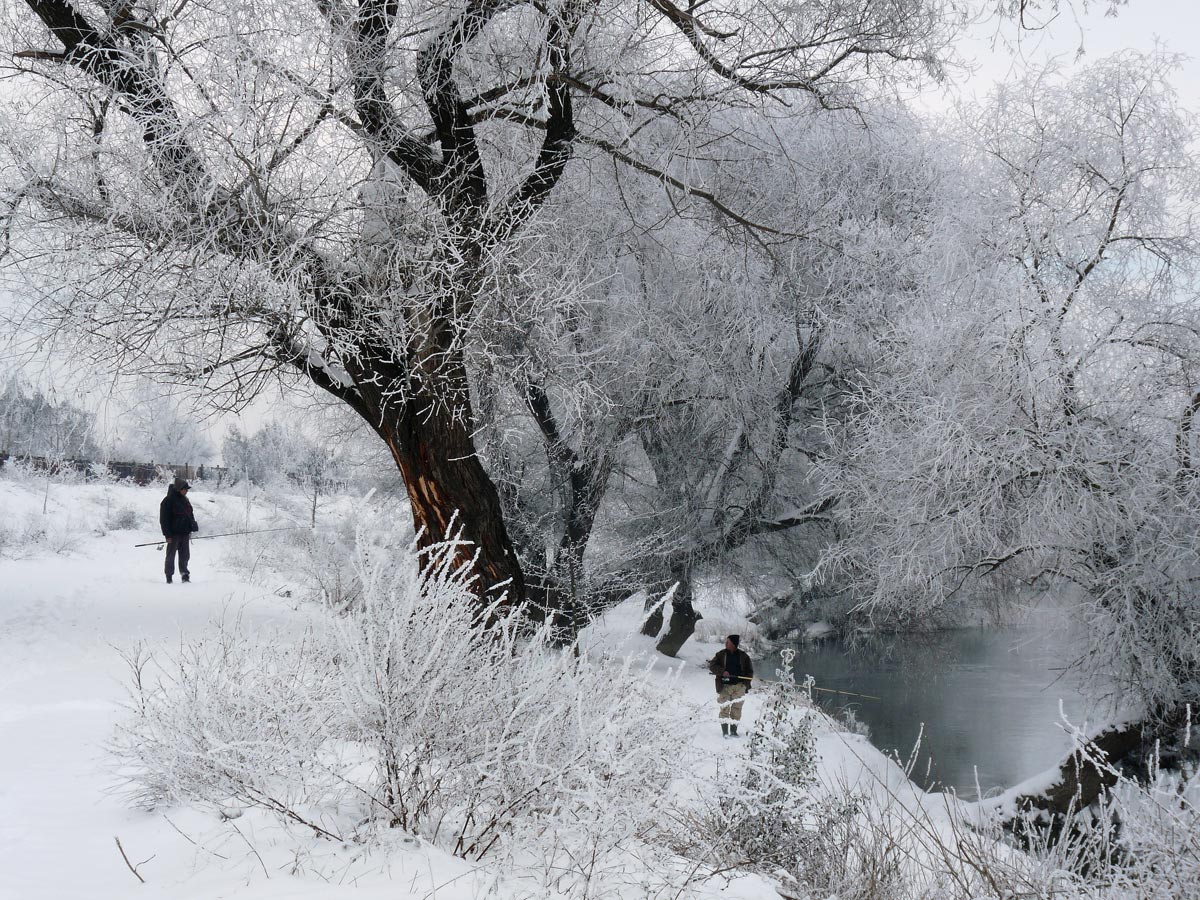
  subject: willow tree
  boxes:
[2,0,958,611]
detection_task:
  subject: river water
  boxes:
[765,626,1095,799]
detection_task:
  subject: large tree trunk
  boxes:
[652,567,702,657]
[637,564,703,655]
[347,341,527,612]
[381,403,525,609]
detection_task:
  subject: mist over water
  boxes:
[767,624,1095,799]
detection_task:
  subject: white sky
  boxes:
[919,1,1200,113]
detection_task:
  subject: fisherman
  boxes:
[707,634,753,738]
[159,477,199,584]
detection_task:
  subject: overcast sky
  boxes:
[921,1,1200,112]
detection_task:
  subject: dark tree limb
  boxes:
[486,6,578,240]
[581,133,800,238]
[522,376,612,622]
[23,0,207,194]
[273,333,374,422]
[647,0,898,110]
[660,327,824,578]
[350,0,440,191]
[417,0,502,213]
[464,72,694,122]
[748,495,839,536]
[713,332,822,552]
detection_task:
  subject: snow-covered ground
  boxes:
[0,473,939,900]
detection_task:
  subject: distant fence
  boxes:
[0,453,227,486]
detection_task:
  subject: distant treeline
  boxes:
[0,453,351,493]
[0,453,223,485]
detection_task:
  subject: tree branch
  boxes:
[273,329,373,421]
[350,0,440,191]
[485,5,578,240]
[748,495,839,535]
[647,0,882,109]
[417,0,505,213]
[22,0,208,195]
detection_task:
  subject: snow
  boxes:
[803,621,835,640]
[0,473,953,900]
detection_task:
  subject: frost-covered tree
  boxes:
[221,420,342,482]
[0,375,101,459]
[221,423,284,487]
[1,0,961,615]
[113,386,215,464]
[821,51,1200,805]
[447,105,964,647]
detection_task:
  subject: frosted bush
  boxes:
[781,717,1200,900]
[112,534,697,880]
[0,511,58,558]
[212,498,404,605]
[104,506,140,531]
[111,625,346,830]
[43,518,81,555]
[1095,761,1200,899]
[292,511,400,610]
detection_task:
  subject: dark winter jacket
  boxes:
[707,648,753,694]
[159,484,199,538]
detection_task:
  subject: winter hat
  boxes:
[727,634,740,648]
[173,477,190,491]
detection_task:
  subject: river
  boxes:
[765,625,1096,799]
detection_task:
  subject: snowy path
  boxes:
[0,481,523,899]
[0,515,296,899]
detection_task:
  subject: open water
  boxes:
[765,626,1096,798]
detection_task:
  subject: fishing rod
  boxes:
[734,674,881,701]
[134,526,321,548]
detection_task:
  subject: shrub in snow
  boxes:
[687,649,858,887]
[294,511,401,610]
[0,509,80,558]
[112,534,696,878]
[786,717,1200,900]
[212,495,401,604]
[104,506,140,531]
[1092,759,1200,899]
[835,704,871,738]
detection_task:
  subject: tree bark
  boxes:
[335,335,526,611]
[653,568,702,657]
[380,408,523,608]
[640,596,665,639]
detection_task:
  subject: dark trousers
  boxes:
[165,535,191,578]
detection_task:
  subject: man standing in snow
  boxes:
[707,634,753,738]
[159,477,199,584]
